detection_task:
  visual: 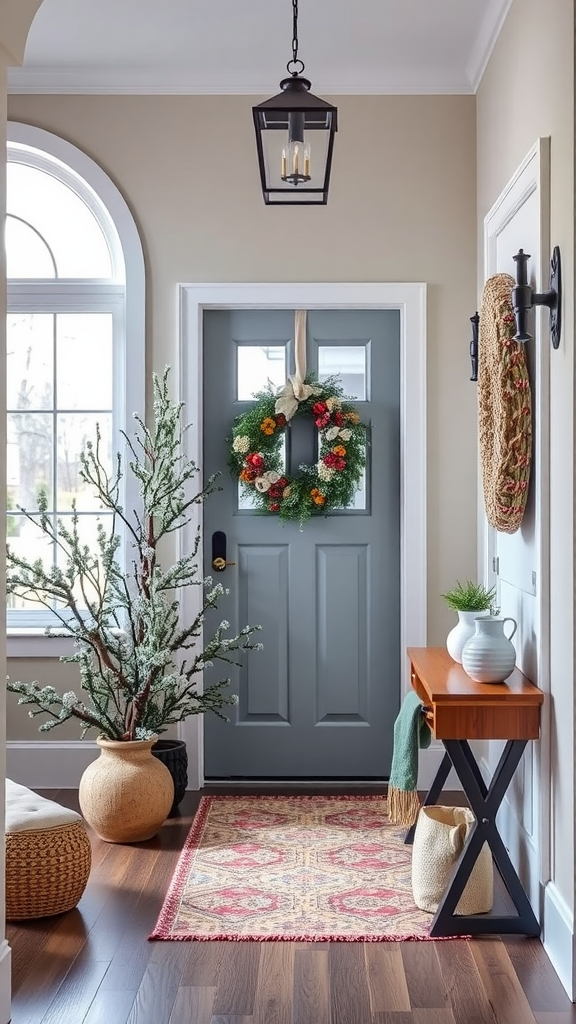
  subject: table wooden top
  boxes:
[407,647,543,740]
[407,647,543,704]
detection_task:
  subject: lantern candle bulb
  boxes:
[281,149,287,179]
[293,144,299,176]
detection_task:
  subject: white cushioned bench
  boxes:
[5,779,91,920]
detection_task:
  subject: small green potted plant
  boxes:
[441,579,496,664]
[6,368,262,842]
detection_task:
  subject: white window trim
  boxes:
[6,122,145,655]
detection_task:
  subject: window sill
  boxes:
[7,632,76,659]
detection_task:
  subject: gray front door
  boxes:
[202,308,400,778]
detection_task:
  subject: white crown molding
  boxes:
[466,0,513,92]
[7,66,475,96]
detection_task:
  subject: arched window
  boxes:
[6,123,145,633]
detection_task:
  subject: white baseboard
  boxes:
[542,881,575,1000]
[6,740,98,789]
[0,939,11,1024]
[417,742,459,790]
[7,738,457,793]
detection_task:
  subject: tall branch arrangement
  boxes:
[7,368,262,741]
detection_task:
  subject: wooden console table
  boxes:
[406,646,544,937]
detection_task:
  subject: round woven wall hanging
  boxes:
[478,273,532,534]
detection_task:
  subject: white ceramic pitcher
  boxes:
[461,616,517,684]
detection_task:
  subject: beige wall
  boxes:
[7,661,86,741]
[0,0,42,64]
[477,0,574,918]
[5,92,478,740]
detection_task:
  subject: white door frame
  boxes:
[482,139,551,874]
[179,282,427,788]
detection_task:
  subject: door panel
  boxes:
[202,308,400,777]
[238,544,289,720]
[316,544,369,721]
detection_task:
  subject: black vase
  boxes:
[152,739,188,813]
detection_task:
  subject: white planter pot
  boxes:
[461,616,517,684]
[446,610,489,664]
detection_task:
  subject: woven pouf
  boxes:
[5,779,92,920]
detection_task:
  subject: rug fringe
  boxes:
[387,785,421,827]
[149,930,466,942]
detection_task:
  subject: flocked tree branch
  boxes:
[7,367,262,741]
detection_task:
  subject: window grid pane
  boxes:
[7,161,113,279]
[7,310,115,616]
[7,312,54,412]
[6,216,56,279]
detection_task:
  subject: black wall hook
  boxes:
[511,246,562,349]
[469,312,479,381]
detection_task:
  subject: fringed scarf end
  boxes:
[387,785,421,827]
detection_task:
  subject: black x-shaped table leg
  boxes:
[405,739,540,937]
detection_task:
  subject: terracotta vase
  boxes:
[79,736,174,843]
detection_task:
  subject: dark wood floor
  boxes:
[6,786,576,1024]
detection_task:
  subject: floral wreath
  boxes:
[228,373,367,525]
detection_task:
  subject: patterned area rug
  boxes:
[150,794,439,942]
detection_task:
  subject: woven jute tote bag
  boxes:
[478,273,532,534]
[411,805,493,915]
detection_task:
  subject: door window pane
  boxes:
[238,482,261,511]
[315,432,367,512]
[348,468,367,510]
[318,345,367,400]
[237,345,286,400]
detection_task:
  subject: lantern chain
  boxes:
[287,0,305,76]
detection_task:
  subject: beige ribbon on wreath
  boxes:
[274,310,320,420]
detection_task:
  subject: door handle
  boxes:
[212,530,236,572]
[213,557,236,571]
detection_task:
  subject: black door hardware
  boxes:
[211,530,236,572]
[512,246,562,349]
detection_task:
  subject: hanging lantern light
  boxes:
[252,0,338,206]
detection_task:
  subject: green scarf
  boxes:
[388,690,431,826]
